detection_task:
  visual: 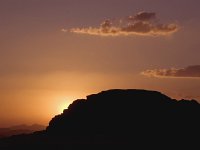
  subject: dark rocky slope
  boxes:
[0,89,200,149]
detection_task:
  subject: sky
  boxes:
[0,0,200,127]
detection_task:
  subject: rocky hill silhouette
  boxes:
[0,89,200,149]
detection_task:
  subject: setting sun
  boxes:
[57,99,70,114]
[53,94,84,115]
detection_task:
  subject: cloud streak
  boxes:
[65,11,179,36]
[142,65,200,78]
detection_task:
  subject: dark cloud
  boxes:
[65,11,179,36]
[128,12,156,21]
[142,65,200,78]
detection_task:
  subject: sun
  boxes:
[57,99,71,114]
[54,94,84,114]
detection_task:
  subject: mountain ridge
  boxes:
[0,124,46,138]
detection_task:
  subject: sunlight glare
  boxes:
[57,98,72,114]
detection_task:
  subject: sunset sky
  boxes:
[0,0,200,127]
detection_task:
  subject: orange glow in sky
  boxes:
[0,0,200,127]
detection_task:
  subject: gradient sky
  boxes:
[0,0,200,127]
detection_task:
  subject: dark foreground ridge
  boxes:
[0,89,200,149]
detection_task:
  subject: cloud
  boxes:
[142,65,200,78]
[64,11,179,36]
[128,12,156,21]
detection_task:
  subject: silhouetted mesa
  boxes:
[1,89,200,149]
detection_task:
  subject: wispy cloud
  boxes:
[142,65,200,78]
[64,11,179,36]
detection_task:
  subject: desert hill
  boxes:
[0,89,200,149]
